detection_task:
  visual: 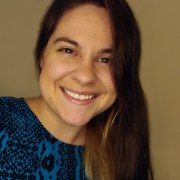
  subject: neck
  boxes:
[25,96,87,146]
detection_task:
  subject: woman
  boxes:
[0,0,153,179]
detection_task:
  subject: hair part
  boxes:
[35,0,154,179]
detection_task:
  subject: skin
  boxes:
[26,4,117,145]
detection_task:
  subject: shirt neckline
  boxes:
[19,97,84,148]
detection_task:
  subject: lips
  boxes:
[62,88,96,101]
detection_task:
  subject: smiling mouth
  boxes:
[62,88,97,101]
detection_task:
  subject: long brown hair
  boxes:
[35,0,153,179]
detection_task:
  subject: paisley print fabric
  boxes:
[0,97,86,180]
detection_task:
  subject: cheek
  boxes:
[41,60,71,81]
[99,69,117,94]
[104,75,117,102]
[108,82,117,103]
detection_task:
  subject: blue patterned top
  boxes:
[0,97,86,180]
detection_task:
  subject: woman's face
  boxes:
[39,4,117,128]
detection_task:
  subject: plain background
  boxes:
[0,0,179,179]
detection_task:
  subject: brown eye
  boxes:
[58,48,76,55]
[62,48,74,54]
[99,58,111,64]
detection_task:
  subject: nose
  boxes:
[70,61,97,86]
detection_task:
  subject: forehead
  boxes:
[50,4,113,47]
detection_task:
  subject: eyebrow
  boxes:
[99,48,112,54]
[53,36,112,54]
[53,37,79,47]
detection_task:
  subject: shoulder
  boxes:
[0,96,18,111]
[0,96,21,105]
[0,96,37,141]
[0,97,26,124]
[0,96,23,113]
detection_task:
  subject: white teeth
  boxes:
[85,95,89,100]
[79,95,85,100]
[64,88,95,101]
[74,94,79,99]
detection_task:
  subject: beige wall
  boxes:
[0,1,180,179]
[0,0,51,97]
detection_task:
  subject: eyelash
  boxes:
[58,48,76,55]
[98,57,111,64]
[57,48,111,64]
